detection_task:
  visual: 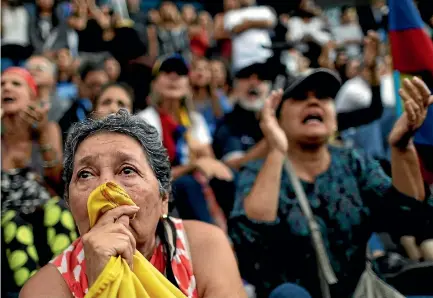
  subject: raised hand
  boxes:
[388,77,433,148]
[19,101,50,135]
[363,30,380,68]
[260,89,288,154]
[195,157,234,181]
[83,205,140,287]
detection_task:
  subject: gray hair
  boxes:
[63,109,172,201]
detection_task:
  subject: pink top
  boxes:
[51,217,198,298]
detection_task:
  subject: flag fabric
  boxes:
[389,0,433,184]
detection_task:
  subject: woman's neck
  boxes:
[58,71,71,82]
[287,142,331,182]
[39,9,52,17]
[137,237,156,260]
[192,86,209,102]
[159,97,181,118]
[38,86,51,100]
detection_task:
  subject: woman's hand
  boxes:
[19,101,50,135]
[189,139,212,159]
[82,205,140,287]
[195,157,233,181]
[388,77,433,149]
[260,89,288,154]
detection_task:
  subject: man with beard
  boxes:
[213,62,272,170]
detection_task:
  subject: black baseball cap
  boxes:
[152,54,189,79]
[276,68,342,117]
[234,62,273,81]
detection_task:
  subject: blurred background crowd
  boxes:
[2,0,433,297]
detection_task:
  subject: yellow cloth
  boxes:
[85,182,187,298]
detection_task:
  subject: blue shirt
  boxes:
[195,91,233,136]
[229,146,433,298]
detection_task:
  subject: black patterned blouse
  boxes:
[229,146,433,298]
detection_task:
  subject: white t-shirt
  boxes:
[380,74,396,108]
[1,7,30,46]
[335,75,396,113]
[287,16,331,46]
[332,23,363,58]
[224,6,277,71]
[137,107,211,165]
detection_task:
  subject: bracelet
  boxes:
[40,144,53,153]
[43,159,59,168]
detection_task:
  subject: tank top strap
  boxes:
[50,238,88,298]
[51,218,198,298]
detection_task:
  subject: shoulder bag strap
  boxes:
[283,158,338,298]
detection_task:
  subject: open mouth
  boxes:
[2,97,15,103]
[302,113,323,124]
[247,88,260,96]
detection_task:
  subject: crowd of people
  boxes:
[2,0,433,297]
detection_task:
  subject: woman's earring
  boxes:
[161,214,168,220]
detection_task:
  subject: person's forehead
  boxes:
[2,72,27,83]
[102,86,129,98]
[194,60,209,68]
[75,133,144,161]
[86,70,108,82]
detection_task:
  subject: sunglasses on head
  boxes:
[26,64,50,72]
[236,70,269,81]
[290,88,333,101]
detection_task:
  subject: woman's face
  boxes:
[189,59,211,88]
[104,58,120,82]
[57,48,73,71]
[198,11,212,27]
[210,60,226,88]
[68,132,168,244]
[94,86,132,118]
[160,2,179,22]
[280,91,337,145]
[153,72,189,100]
[1,73,33,115]
[182,5,196,24]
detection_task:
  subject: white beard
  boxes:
[238,98,264,112]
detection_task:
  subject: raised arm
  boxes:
[240,90,286,221]
[388,77,433,201]
[213,13,231,40]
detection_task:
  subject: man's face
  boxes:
[81,70,109,102]
[235,74,271,112]
[26,56,55,88]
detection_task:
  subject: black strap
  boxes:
[156,218,180,289]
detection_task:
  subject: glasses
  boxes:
[26,64,51,72]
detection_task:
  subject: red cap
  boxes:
[3,67,38,97]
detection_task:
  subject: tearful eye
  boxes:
[121,167,136,176]
[78,170,93,179]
